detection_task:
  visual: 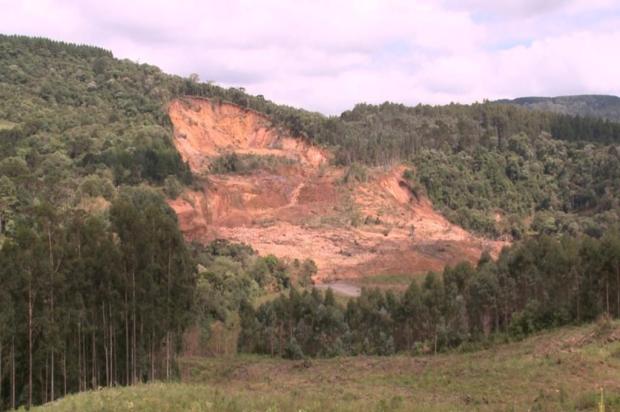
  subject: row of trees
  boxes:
[239,229,620,358]
[0,187,194,410]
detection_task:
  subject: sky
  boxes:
[1,0,620,114]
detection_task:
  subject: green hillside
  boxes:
[2,35,620,240]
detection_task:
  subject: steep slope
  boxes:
[498,94,620,122]
[168,97,505,282]
[168,98,327,170]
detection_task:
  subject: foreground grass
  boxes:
[34,321,620,411]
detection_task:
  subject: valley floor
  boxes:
[33,321,620,411]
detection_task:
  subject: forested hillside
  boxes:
[1,35,620,410]
[0,36,298,409]
[4,36,618,242]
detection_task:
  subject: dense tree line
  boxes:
[239,229,620,358]
[550,114,620,143]
[502,95,620,123]
[0,187,194,409]
[0,37,200,409]
[0,215,309,409]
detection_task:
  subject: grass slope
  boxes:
[33,321,620,412]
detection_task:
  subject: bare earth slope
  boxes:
[168,97,506,283]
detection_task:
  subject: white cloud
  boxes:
[0,0,618,113]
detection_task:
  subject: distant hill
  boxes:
[498,95,620,122]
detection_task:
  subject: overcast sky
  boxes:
[2,0,619,114]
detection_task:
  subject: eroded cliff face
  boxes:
[168,98,327,171]
[168,97,506,284]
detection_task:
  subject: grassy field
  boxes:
[357,273,416,288]
[33,320,620,411]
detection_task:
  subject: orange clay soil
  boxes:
[168,97,507,284]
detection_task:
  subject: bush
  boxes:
[210,153,294,174]
[284,337,305,360]
[164,175,183,199]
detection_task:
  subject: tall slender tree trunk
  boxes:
[0,340,3,409]
[132,271,136,385]
[78,320,82,392]
[616,266,619,318]
[270,330,274,356]
[41,366,45,405]
[167,246,172,380]
[150,332,155,381]
[606,275,610,315]
[102,303,109,387]
[44,356,48,403]
[92,330,96,389]
[139,318,144,383]
[11,337,15,410]
[576,275,581,322]
[63,348,67,397]
[83,323,87,391]
[28,281,33,409]
[166,332,170,381]
[125,303,129,386]
[51,349,54,402]
[109,303,114,386]
[48,225,55,403]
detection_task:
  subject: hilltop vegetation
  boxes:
[500,94,620,122]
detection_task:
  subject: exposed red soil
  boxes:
[168,97,507,283]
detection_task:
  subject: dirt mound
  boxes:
[168,97,507,283]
